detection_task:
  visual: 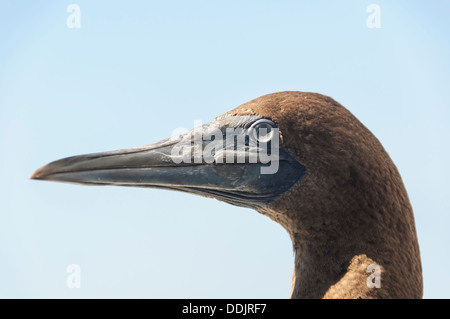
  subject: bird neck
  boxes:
[289,239,382,299]
[260,192,423,299]
[287,215,422,299]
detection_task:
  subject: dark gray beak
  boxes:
[31,116,305,208]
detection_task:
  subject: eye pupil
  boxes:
[249,119,276,143]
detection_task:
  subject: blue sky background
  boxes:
[0,1,449,298]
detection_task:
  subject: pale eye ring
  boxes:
[248,119,277,143]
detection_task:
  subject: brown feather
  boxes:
[218,91,423,299]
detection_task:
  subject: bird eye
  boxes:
[248,119,277,143]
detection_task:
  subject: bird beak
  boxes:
[31,116,305,208]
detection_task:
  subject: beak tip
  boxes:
[30,171,41,180]
[30,166,49,180]
[30,173,39,179]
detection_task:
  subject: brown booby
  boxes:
[31,91,423,299]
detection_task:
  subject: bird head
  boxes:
[31,91,403,235]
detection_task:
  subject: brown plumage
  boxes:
[219,91,423,298]
[31,91,423,299]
